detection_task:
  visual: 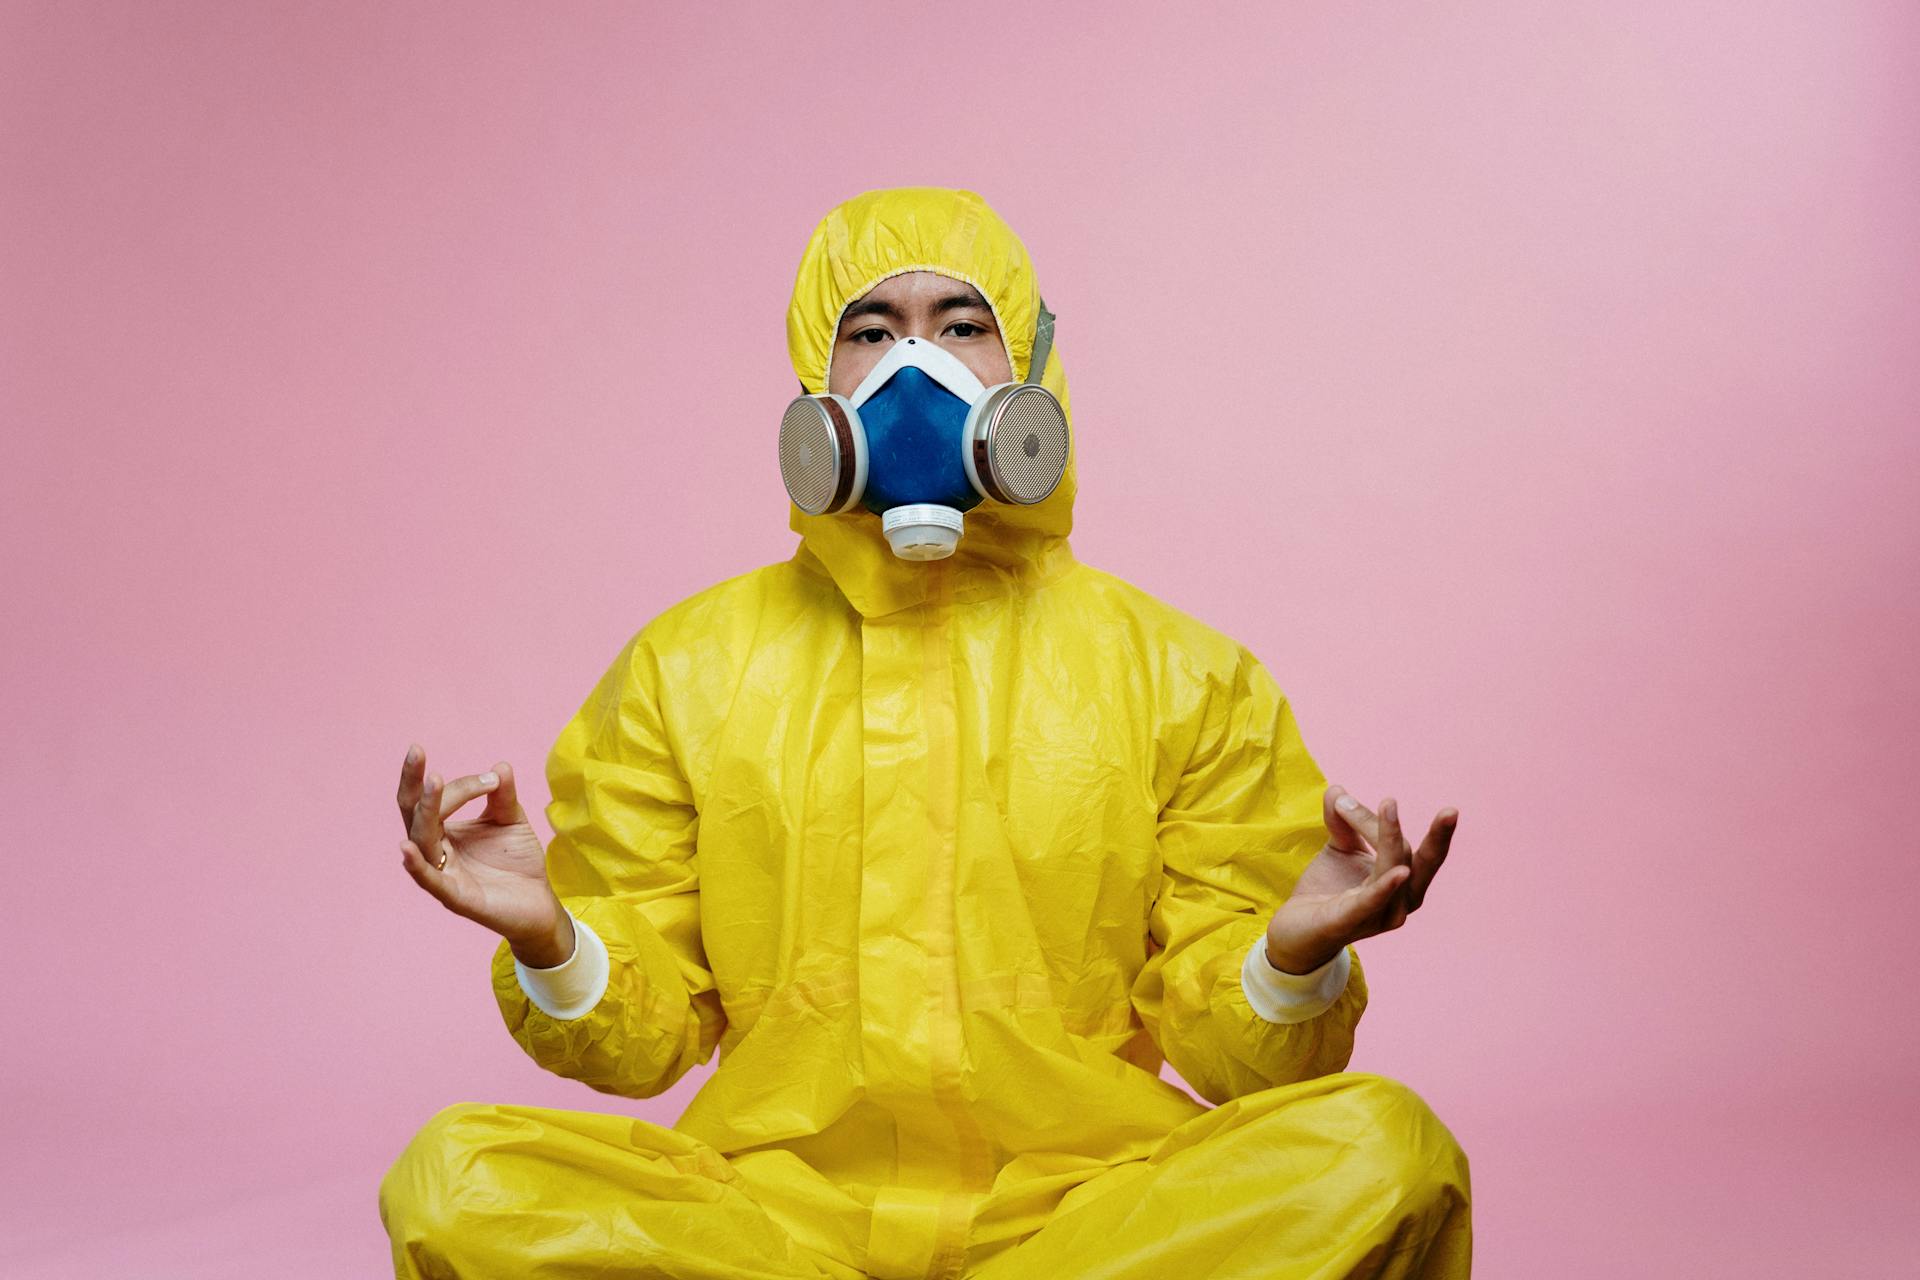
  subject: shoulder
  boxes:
[1059,562,1258,689]
[1061,565,1306,800]
[626,558,824,661]
[590,560,823,767]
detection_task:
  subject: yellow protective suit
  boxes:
[381,187,1471,1278]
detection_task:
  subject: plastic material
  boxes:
[380,186,1471,1279]
[881,502,964,560]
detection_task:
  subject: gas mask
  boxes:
[779,299,1070,560]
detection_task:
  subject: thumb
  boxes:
[1333,864,1409,931]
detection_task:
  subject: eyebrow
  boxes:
[838,288,994,329]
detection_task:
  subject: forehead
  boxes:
[839,270,992,316]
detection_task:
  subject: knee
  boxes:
[379,1102,497,1250]
[1320,1073,1471,1211]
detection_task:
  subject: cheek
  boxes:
[956,344,1013,389]
[827,344,879,398]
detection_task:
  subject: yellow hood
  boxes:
[785,187,1078,618]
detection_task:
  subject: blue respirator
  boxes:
[778,299,1070,560]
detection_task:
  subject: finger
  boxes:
[1384,866,1414,931]
[396,743,424,827]
[1377,797,1415,879]
[1405,808,1458,911]
[410,772,448,863]
[438,770,501,821]
[1330,863,1410,936]
[399,839,454,903]
[1323,784,1366,853]
[1361,865,1413,934]
[1330,786,1384,852]
[480,760,521,824]
[1383,876,1411,931]
[1374,802,1417,930]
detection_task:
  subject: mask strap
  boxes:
[1027,297,1056,385]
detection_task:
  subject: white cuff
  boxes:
[1241,934,1350,1024]
[513,913,609,1020]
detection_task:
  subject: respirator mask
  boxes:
[779,298,1070,560]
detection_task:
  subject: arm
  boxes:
[1130,646,1368,1104]
[490,628,725,1098]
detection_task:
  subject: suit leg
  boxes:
[379,1102,860,1280]
[967,1072,1471,1280]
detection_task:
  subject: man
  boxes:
[381,187,1470,1278]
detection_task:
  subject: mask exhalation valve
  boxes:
[881,504,964,561]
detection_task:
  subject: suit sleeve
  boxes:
[490,626,725,1098]
[1130,645,1369,1104]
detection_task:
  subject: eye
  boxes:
[849,327,892,344]
[946,321,988,339]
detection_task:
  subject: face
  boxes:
[826,271,1013,399]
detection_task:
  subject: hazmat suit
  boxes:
[380,187,1472,1278]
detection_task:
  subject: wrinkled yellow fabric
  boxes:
[381,186,1470,1278]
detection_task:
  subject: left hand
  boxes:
[1263,784,1458,974]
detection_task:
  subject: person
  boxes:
[379,186,1471,1279]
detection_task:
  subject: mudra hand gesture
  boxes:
[1264,784,1458,975]
[395,743,574,968]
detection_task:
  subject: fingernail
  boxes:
[479,772,498,787]
[1335,795,1358,813]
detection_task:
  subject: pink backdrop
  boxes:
[4,3,1916,1275]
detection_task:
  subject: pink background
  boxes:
[4,2,1916,1275]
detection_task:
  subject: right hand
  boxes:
[395,743,574,967]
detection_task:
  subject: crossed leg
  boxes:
[379,1102,864,1280]
[966,1072,1472,1280]
[381,1072,1468,1280]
